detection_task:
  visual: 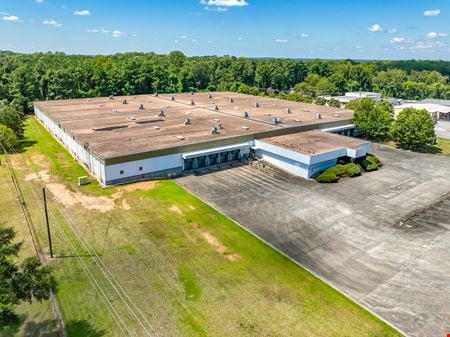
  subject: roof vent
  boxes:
[176,135,185,140]
[211,126,218,134]
[303,108,309,112]
[159,110,165,117]
[153,126,160,130]
[122,99,128,104]
[191,99,195,106]
[208,93,212,99]
[214,105,219,111]
[255,102,260,108]
[171,95,175,101]
[112,109,118,112]
[229,97,234,103]
[109,95,114,100]
[316,113,322,119]
[294,119,301,122]
[139,104,144,110]
[127,116,136,121]
[333,113,341,117]
[213,118,220,122]
[98,104,103,107]
[286,107,291,113]
[272,117,281,125]
[190,91,194,96]
[184,118,192,125]
[241,126,250,130]
[154,92,159,97]
[243,111,249,118]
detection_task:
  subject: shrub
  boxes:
[315,171,338,183]
[315,163,361,183]
[343,163,361,177]
[361,158,378,171]
[366,154,382,167]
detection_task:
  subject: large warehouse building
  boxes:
[34,92,370,185]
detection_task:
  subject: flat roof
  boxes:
[34,92,353,161]
[262,130,370,155]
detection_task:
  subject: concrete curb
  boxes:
[174,180,408,337]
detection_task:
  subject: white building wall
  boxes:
[34,107,106,183]
[104,154,183,183]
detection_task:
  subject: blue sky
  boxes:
[1,0,449,60]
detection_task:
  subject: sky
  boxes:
[0,0,449,60]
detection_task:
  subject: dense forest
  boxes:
[1,51,450,116]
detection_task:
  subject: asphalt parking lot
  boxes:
[177,145,450,337]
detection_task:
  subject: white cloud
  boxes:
[200,0,248,7]
[367,23,383,32]
[439,33,448,37]
[207,40,213,44]
[237,37,243,41]
[112,30,125,38]
[424,9,440,16]
[43,19,61,27]
[387,28,397,34]
[191,38,197,43]
[427,32,438,39]
[274,38,288,43]
[74,10,90,16]
[355,45,362,49]
[300,33,308,38]
[36,0,44,3]
[101,29,109,34]
[87,29,99,33]
[390,37,405,43]
[180,35,187,39]
[2,15,19,22]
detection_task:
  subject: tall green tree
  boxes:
[352,98,393,140]
[0,227,54,326]
[390,108,436,149]
[0,100,24,138]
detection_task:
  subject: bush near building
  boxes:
[315,163,361,183]
[359,154,383,172]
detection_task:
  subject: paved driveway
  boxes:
[176,145,450,337]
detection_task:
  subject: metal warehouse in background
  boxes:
[34,92,370,185]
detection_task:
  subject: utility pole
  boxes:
[42,187,53,258]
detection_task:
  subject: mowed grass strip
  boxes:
[5,116,402,337]
[0,155,59,337]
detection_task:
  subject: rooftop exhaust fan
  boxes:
[139,104,144,110]
[211,126,218,134]
[272,117,281,125]
[154,92,159,97]
[243,111,249,118]
[171,95,175,101]
[184,118,192,125]
[255,102,260,108]
[122,99,128,104]
[286,107,291,113]
[208,93,212,99]
[191,99,195,106]
[109,95,114,100]
[230,97,234,103]
[176,135,185,140]
[214,105,219,111]
[190,91,194,96]
[316,113,322,119]
[159,110,165,117]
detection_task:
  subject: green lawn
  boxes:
[0,116,402,337]
[381,137,450,156]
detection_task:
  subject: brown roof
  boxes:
[263,130,369,155]
[34,92,353,160]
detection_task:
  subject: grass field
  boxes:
[381,137,450,156]
[0,116,402,337]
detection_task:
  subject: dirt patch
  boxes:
[46,183,115,213]
[188,205,196,210]
[25,170,51,183]
[170,205,183,215]
[193,224,239,261]
[121,198,131,211]
[31,153,50,169]
[119,181,157,192]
